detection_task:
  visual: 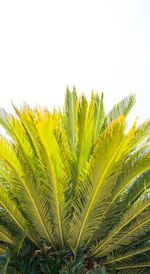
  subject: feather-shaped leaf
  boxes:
[94,92,105,142]
[104,94,135,127]
[91,195,150,257]
[0,189,38,246]
[0,225,14,245]
[63,87,78,155]
[68,117,127,251]
[0,124,52,244]
[36,112,67,247]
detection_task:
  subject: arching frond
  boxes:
[0,136,52,244]
[105,244,150,265]
[0,189,38,246]
[68,117,128,251]
[0,246,6,254]
[0,225,14,245]
[116,263,150,273]
[91,194,150,257]
[104,94,135,127]
[90,146,150,244]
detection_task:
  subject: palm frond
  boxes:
[35,111,68,247]
[68,116,128,252]
[90,194,150,257]
[105,245,150,265]
[0,225,15,245]
[0,116,52,244]
[116,264,150,273]
[94,92,105,142]
[0,189,38,246]
[91,145,150,243]
[63,87,78,155]
[75,93,95,190]
[104,94,135,127]
[0,246,6,254]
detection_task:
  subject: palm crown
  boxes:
[0,88,149,273]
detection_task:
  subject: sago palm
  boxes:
[0,88,149,273]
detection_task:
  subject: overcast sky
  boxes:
[0,0,150,124]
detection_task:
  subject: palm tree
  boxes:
[0,88,149,273]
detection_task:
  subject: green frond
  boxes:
[111,148,150,208]
[94,92,105,142]
[36,112,68,247]
[116,263,150,272]
[122,170,150,209]
[63,90,95,203]
[0,189,38,246]
[104,94,136,127]
[73,93,95,193]
[0,246,6,254]
[68,116,127,251]
[91,147,150,244]
[0,225,14,245]
[63,87,78,155]
[0,138,24,176]
[105,244,150,265]
[12,104,43,160]
[91,194,150,257]
[102,211,150,257]
[0,109,12,136]
[77,94,94,174]
[0,136,52,244]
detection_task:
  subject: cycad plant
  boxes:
[0,88,149,273]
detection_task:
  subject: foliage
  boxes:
[0,88,149,273]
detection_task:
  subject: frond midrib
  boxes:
[105,245,150,265]
[93,198,150,256]
[0,147,51,244]
[0,247,6,253]
[0,200,39,247]
[0,229,14,244]
[90,147,150,247]
[75,137,124,250]
[36,130,64,248]
[114,263,150,270]
[109,216,150,249]
[3,122,52,244]
[49,159,64,247]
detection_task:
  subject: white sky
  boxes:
[0,0,150,124]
